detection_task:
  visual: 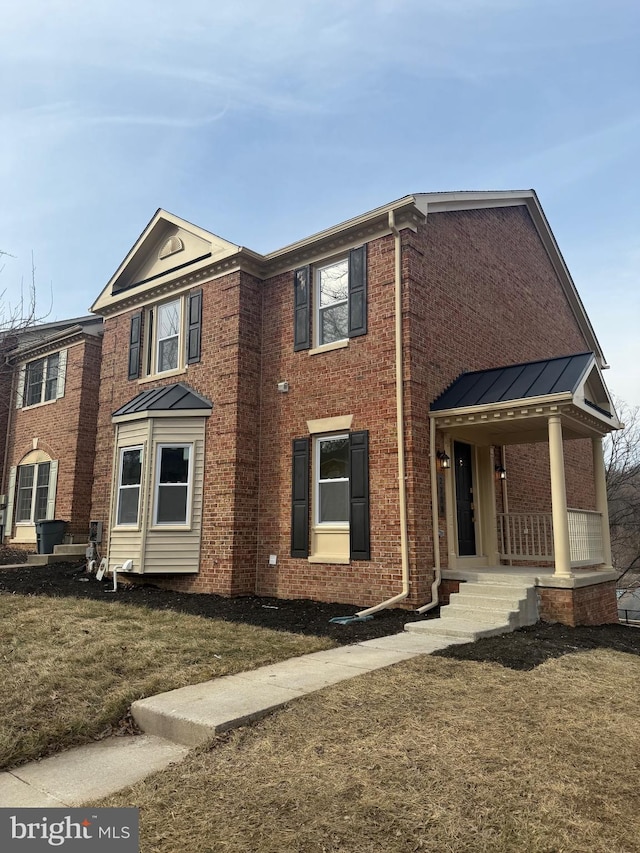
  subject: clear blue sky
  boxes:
[1,1,638,406]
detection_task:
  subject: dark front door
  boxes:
[454,441,476,556]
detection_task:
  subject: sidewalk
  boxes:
[0,631,462,807]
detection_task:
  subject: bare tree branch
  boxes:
[605,397,640,582]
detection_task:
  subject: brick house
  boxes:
[85,190,621,625]
[1,316,103,546]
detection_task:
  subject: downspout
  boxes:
[1,356,16,506]
[416,415,441,613]
[356,210,410,616]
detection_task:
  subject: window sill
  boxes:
[149,524,192,532]
[308,339,349,356]
[19,398,57,411]
[138,366,188,385]
[307,555,350,565]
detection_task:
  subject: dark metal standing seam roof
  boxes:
[430,353,594,411]
[113,382,213,417]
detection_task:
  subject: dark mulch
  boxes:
[0,561,426,643]
[1,562,637,667]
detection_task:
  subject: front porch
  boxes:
[428,353,623,626]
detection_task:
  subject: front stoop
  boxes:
[406,577,539,641]
[26,544,86,566]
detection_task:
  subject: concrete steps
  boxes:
[26,543,86,566]
[406,576,539,642]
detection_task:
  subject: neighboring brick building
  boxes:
[1,317,103,546]
[84,190,621,624]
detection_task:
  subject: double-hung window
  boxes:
[20,352,63,408]
[316,435,349,525]
[116,447,143,526]
[293,245,367,352]
[16,462,50,523]
[316,260,349,347]
[128,290,202,381]
[154,444,192,525]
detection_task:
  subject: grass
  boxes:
[0,594,335,770]
[100,648,640,853]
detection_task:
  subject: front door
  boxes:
[454,441,476,556]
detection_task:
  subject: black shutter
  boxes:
[293,266,311,351]
[349,430,370,560]
[128,313,142,380]
[348,245,367,338]
[187,289,203,364]
[291,438,310,557]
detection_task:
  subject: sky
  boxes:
[1,0,639,407]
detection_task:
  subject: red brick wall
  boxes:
[90,272,262,595]
[538,581,619,626]
[4,335,102,539]
[257,235,406,606]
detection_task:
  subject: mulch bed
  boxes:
[1,561,638,667]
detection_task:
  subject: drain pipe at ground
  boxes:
[356,210,410,617]
[415,415,441,614]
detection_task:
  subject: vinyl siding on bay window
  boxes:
[108,416,205,575]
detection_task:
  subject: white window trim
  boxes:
[153,443,193,528]
[115,445,143,528]
[145,297,185,378]
[314,258,349,349]
[14,460,55,525]
[18,350,67,409]
[315,433,350,528]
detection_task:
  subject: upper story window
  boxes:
[128,290,202,381]
[154,299,181,374]
[293,245,367,352]
[316,260,349,347]
[16,350,67,409]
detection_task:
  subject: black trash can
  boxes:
[36,520,67,555]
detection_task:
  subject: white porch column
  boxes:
[592,436,613,569]
[548,415,571,576]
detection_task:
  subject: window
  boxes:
[116,447,143,526]
[316,260,349,346]
[293,245,367,352]
[316,434,349,524]
[128,290,202,380]
[290,431,370,561]
[15,462,51,523]
[19,352,64,408]
[154,444,192,525]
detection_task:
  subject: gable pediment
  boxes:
[91,211,241,313]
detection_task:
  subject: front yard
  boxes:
[101,645,640,853]
[0,593,335,770]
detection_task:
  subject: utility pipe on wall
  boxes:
[415,415,441,614]
[356,210,409,617]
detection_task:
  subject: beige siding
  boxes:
[108,420,150,574]
[143,417,206,574]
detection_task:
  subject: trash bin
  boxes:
[35,520,67,555]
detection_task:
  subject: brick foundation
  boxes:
[538,581,619,627]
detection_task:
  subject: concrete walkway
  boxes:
[0,631,464,807]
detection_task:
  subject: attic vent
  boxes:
[159,236,184,260]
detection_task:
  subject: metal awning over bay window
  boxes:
[430,352,622,576]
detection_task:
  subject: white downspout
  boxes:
[416,415,441,613]
[356,210,410,616]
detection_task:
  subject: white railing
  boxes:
[497,513,554,562]
[497,510,604,567]
[567,508,604,567]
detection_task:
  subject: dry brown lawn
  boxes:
[0,594,334,770]
[102,649,640,853]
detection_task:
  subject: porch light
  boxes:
[495,464,507,480]
[437,451,451,470]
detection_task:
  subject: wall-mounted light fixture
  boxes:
[495,464,507,480]
[437,451,451,470]
[277,381,289,393]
